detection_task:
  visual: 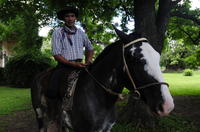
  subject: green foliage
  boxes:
[92,44,104,59]
[0,14,42,51]
[161,40,200,70]
[4,51,54,88]
[184,46,200,69]
[183,55,199,69]
[0,16,24,41]
[0,0,54,51]
[0,0,53,25]
[168,17,200,46]
[183,69,193,76]
[161,40,187,70]
[169,1,200,46]
[41,36,52,57]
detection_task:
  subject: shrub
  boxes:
[4,52,54,88]
[183,55,199,69]
[183,69,193,76]
[0,67,6,84]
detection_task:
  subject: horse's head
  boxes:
[114,27,174,116]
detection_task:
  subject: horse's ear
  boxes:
[112,25,128,42]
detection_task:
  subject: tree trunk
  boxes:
[134,0,171,54]
[118,0,173,127]
[134,0,160,52]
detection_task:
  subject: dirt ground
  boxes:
[0,96,200,132]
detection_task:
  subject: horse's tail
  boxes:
[31,71,48,131]
[31,71,44,109]
[31,68,54,108]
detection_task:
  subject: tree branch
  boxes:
[156,0,171,33]
[177,25,200,44]
[170,0,182,8]
[178,26,196,44]
[170,11,200,25]
[91,39,107,46]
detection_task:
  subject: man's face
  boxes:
[64,13,77,27]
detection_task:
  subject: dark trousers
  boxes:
[47,60,81,99]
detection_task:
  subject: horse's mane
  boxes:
[92,40,121,66]
[91,32,143,66]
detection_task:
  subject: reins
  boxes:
[85,38,169,100]
[84,68,124,99]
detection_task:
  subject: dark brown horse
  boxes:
[31,28,174,132]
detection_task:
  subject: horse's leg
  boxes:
[101,109,116,132]
[34,106,46,132]
[45,98,64,132]
[34,91,61,132]
[102,122,115,132]
[61,112,70,132]
[62,127,70,132]
[47,121,59,132]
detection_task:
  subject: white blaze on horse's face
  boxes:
[130,42,174,116]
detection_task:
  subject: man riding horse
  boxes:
[48,6,94,99]
[31,6,174,132]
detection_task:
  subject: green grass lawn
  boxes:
[164,70,200,96]
[112,115,199,132]
[123,70,200,96]
[0,87,31,115]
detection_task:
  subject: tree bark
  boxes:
[170,11,200,25]
[134,0,159,52]
[134,0,172,53]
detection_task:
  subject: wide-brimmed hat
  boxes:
[57,6,79,20]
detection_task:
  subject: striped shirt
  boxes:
[52,26,93,61]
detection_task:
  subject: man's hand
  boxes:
[85,61,92,66]
[71,62,86,69]
[53,55,86,69]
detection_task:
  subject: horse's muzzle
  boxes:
[157,99,175,116]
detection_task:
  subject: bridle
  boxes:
[122,38,169,99]
[85,38,169,99]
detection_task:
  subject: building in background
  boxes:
[0,40,16,67]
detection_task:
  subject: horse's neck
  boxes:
[75,46,124,111]
[90,55,124,94]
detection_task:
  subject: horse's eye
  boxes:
[136,54,143,59]
[140,59,146,65]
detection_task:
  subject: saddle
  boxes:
[40,67,80,110]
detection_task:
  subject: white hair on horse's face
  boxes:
[130,42,174,116]
[140,42,163,82]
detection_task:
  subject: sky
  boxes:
[190,0,200,9]
[39,0,200,37]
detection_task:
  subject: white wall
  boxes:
[0,40,16,67]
